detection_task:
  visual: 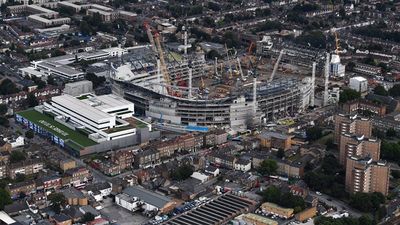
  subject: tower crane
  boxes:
[144,22,157,53]
[269,49,284,82]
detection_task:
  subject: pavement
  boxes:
[309,191,362,218]
[100,197,150,225]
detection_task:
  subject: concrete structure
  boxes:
[349,76,368,93]
[342,99,386,116]
[8,159,44,179]
[61,188,88,206]
[85,182,112,202]
[345,156,389,196]
[64,81,93,97]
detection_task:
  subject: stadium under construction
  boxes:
[105,25,315,131]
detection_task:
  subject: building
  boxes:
[334,114,372,144]
[120,186,177,214]
[164,194,256,225]
[0,162,7,179]
[342,99,386,116]
[330,54,346,77]
[261,202,294,219]
[64,81,93,97]
[51,214,72,225]
[339,134,381,165]
[59,159,76,172]
[345,156,389,196]
[234,158,252,172]
[239,213,278,225]
[258,131,292,150]
[42,93,136,141]
[8,159,44,179]
[354,63,382,76]
[85,182,112,202]
[64,167,91,188]
[295,207,317,222]
[61,188,88,206]
[349,76,368,93]
[7,180,36,199]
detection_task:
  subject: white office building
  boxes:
[41,93,139,142]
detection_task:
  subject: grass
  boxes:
[316,133,334,145]
[168,52,183,62]
[17,109,97,148]
[77,95,90,100]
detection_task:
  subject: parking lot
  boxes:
[100,198,150,225]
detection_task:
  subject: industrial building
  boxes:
[163,193,256,225]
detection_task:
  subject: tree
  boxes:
[47,76,56,86]
[26,93,39,107]
[0,104,7,116]
[295,31,326,49]
[10,151,26,163]
[277,149,285,159]
[339,89,361,104]
[0,79,19,95]
[25,130,34,139]
[48,193,66,214]
[85,73,106,89]
[15,173,26,182]
[0,117,9,127]
[222,31,240,48]
[81,213,95,223]
[262,186,281,203]
[387,128,397,137]
[346,62,355,71]
[350,192,385,213]
[389,84,400,97]
[305,126,323,141]
[373,85,388,96]
[170,164,194,181]
[0,188,12,210]
[258,159,278,176]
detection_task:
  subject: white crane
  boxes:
[269,49,284,82]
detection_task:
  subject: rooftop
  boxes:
[123,186,172,209]
[17,109,97,148]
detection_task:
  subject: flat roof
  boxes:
[52,94,114,122]
[351,76,367,82]
[0,211,16,224]
[80,94,133,111]
[37,61,83,77]
[17,109,97,148]
[123,186,172,209]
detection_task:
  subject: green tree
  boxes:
[222,31,240,48]
[25,130,34,139]
[10,151,26,163]
[0,79,19,95]
[0,104,7,116]
[258,159,278,176]
[373,85,388,96]
[350,192,385,213]
[15,173,26,182]
[26,93,39,107]
[339,89,361,104]
[276,149,285,159]
[262,186,281,203]
[389,84,400,97]
[387,128,397,137]
[47,76,56,86]
[48,193,66,214]
[346,62,355,71]
[81,213,95,223]
[170,164,194,181]
[305,126,323,141]
[0,117,9,127]
[85,73,106,89]
[0,189,12,210]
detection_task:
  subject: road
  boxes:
[309,191,362,218]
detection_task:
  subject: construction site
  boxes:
[108,24,329,132]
